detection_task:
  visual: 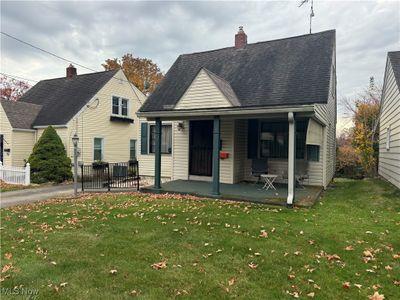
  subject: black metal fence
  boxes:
[81,161,140,191]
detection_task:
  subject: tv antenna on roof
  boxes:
[299,0,315,34]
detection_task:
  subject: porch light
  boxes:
[177,122,185,131]
[72,133,79,146]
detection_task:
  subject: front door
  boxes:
[189,120,213,176]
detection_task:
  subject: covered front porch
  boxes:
[142,106,326,207]
[142,179,323,207]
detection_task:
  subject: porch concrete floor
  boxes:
[142,180,323,207]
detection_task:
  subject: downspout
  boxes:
[287,112,296,208]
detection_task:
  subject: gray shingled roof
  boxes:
[18,69,118,126]
[388,51,400,88]
[140,30,335,112]
[1,100,42,129]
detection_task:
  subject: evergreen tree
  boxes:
[28,126,72,183]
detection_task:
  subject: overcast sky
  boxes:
[1,0,399,131]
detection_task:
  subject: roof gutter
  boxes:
[137,104,316,120]
[33,125,68,129]
[13,128,36,132]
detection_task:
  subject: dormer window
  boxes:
[112,96,129,117]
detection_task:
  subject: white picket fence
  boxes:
[0,162,30,185]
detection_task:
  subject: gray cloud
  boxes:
[1,0,399,117]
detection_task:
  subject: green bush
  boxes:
[28,126,72,183]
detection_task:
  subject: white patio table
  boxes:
[260,174,278,191]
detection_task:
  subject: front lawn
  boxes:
[1,179,399,299]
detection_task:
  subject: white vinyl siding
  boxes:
[175,69,232,110]
[379,57,400,189]
[137,119,173,178]
[12,131,35,167]
[0,105,13,166]
[172,121,189,180]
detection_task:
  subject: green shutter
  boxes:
[247,119,259,159]
[141,123,148,155]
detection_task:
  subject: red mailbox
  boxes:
[220,151,229,159]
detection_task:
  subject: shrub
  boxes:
[28,126,72,183]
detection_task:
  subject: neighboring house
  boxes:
[137,28,337,206]
[379,51,400,189]
[0,65,145,167]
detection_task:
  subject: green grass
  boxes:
[0,178,399,299]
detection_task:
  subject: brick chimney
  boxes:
[66,64,77,79]
[235,26,247,49]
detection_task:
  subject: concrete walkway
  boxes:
[0,184,74,208]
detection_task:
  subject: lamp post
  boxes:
[72,133,79,197]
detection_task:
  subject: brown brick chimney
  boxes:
[235,26,247,49]
[66,64,77,79]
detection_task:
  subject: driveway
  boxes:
[0,184,74,208]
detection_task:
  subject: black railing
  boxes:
[81,161,139,191]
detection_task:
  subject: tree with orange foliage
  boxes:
[342,77,381,176]
[102,54,164,93]
[0,75,30,101]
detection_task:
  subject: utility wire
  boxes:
[0,72,39,83]
[1,31,97,72]
[1,31,144,104]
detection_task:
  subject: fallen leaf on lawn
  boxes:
[254,252,261,256]
[259,230,268,238]
[0,275,10,282]
[366,269,376,273]
[326,254,341,261]
[228,277,236,286]
[4,253,12,260]
[307,292,315,298]
[363,250,374,258]
[365,231,373,234]
[368,291,385,300]
[308,240,315,245]
[109,269,118,275]
[342,282,351,289]
[354,284,362,289]
[284,252,289,257]
[248,262,258,270]
[1,263,13,273]
[385,265,392,270]
[345,245,354,251]
[393,253,400,259]
[50,261,57,265]
[294,251,302,256]
[271,227,276,233]
[151,261,167,270]
[393,280,400,286]
[288,273,296,279]
[60,282,68,287]
[372,284,381,290]
[300,231,304,235]
[313,284,321,290]
[286,290,299,298]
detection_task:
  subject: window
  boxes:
[111,96,129,117]
[259,121,307,159]
[307,145,320,162]
[130,139,137,160]
[386,126,391,150]
[93,138,103,161]
[149,125,172,154]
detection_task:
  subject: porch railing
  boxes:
[0,162,30,185]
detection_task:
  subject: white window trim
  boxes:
[93,137,104,161]
[111,96,130,118]
[386,126,391,151]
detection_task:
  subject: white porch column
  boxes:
[287,112,296,207]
